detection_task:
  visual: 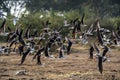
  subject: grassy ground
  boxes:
[0,43,120,80]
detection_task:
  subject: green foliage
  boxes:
[100,17,120,30]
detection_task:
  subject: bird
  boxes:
[0,19,6,33]
[32,47,45,65]
[20,48,31,65]
[9,39,17,47]
[93,43,103,73]
[102,45,109,62]
[18,45,24,56]
[96,25,103,46]
[59,44,65,58]
[8,33,17,42]
[44,43,50,57]
[98,55,103,74]
[86,24,94,36]
[24,24,31,39]
[93,43,100,56]
[72,18,79,38]
[7,26,12,32]
[89,45,94,59]
[18,29,26,46]
[67,39,72,55]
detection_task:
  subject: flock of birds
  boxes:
[0,13,120,74]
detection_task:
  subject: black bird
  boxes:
[112,30,120,45]
[59,45,65,58]
[97,25,103,46]
[89,45,94,59]
[67,39,72,55]
[9,39,17,47]
[72,18,79,38]
[98,55,103,74]
[86,24,94,36]
[6,32,14,42]
[20,48,31,65]
[44,35,57,57]
[77,13,85,31]
[93,43,107,74]
[8,33,17,42]
[93,43,100,56]
[32,47,45,65]
[18,45,24,56]
[0,19,6,32]
[80,13,85,25]
[24,24,31,39]
[18,29,25,46]
[7,26,12,32]
[102,45,109,62]
[44,43,50,57]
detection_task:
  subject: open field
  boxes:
[0,44,120,80]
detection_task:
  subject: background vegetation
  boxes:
[0,0,120,34]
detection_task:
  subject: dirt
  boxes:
[0,44,120,80]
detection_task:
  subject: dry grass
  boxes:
[0,44,120,80]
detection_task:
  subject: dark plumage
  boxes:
[9,39,17,47]
[93,43,100,55]
[67,40,72,55]
[33,47,44,60]
[98,56,103,74]
[102,45,109,62]
[37,55,42,65]
[80,13,85,25]
[89,46,94,59]
[8,33,17,42]
[59,45,65,58]
[20,48,31,65]
[7,26,12,32]
[0,19,6,30]
[44,44,50,57]
[18,45,24,56]
[97,27,103,46]
[24,24,31,39]
[18,29,25,46]
[7,32,14,42]
[33,47,44,65]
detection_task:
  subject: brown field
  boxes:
[0,44,120,80]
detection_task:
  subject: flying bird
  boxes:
[32,47,45,65]
[89,45,94,59]
[98,55,103,74]
[20,48,31,65]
